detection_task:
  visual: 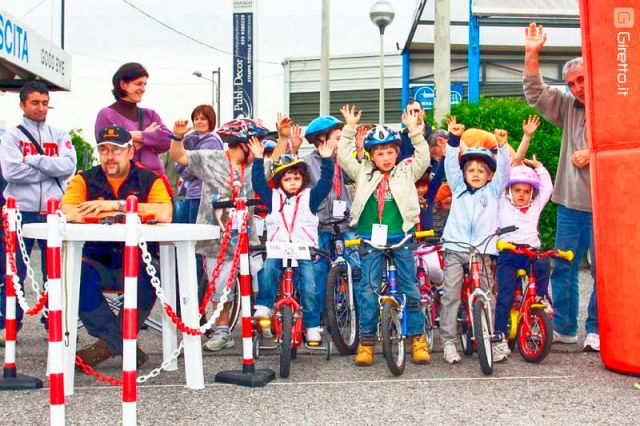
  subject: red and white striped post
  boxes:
[214,198,274,387]
[122,195,139,425]
[0,197,42,391]
[46,198,65,424]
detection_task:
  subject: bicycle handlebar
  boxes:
[212,198,262,209]
[249,244,331,259]
[496,240,574,262]
[344,229,435,251]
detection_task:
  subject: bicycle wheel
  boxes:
[423,304,435,352]
[228,278,242,332]
[458,302,474,356]
[381,300,406,376]
[507,308,519,352]
[472,299,493,375]
[517,306,553,363]
[279,305,294,378]
[325,263,359,355]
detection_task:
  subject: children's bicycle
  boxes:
[251,243,332,378]
[443,226,517,375]
[345,229,434,376]
[496,240,574,363]
[320,215,359,355]
[414,241,444,351]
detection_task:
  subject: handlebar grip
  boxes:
[496,240,516,252]
[556,249,574,262]
[344,238,362,248]
[414,229,435,239]
[211,200,234,209]
[497,225,518,235]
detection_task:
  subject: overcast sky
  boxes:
[1,0,416,142]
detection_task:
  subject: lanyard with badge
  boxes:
[227,151,246,230]
[332,159,347,218]
[280,193,301,242]
[371,172,389,246]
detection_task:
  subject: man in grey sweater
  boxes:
[523,23,599,352]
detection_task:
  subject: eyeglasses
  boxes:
[97,145,129,156]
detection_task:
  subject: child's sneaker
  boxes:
[492,341,509,362]
[203,330,234,352]
[354,344,374,366]
[305,327,322,344]
[411,335,431,364]
[253,305,273,338]
[553,330,578,344]
[583,333,600,352]
[443,340,461,364]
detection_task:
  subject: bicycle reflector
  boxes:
[335,240,345,256]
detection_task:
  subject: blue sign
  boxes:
[232,10,254,118]
[0,12,29,62]
[412,83,465,110]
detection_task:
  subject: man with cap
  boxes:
[61,125,172,368]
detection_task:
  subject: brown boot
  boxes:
[136,346,149,368]
[354,344,374,366]
[76,340,113,371]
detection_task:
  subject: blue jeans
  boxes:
[256,258,320,328]
[314,230,361,312]
[0,212,47,330]
[175,198,200,224]
[357,238,424,338]
[495,251,550,336]
[551,205,598,336]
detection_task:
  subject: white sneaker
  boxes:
[553,330,578,344]
[253,305,272,319]
[583,333,600,352]
[443,340,461,364]
[203,332,235,352]
[492,342,509,362]
[305,327,322,344]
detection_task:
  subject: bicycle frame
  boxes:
[466,251,495,341]
[378,253,408,337]
[273,260,303,348]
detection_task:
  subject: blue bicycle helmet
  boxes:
[263,139,277,151]
[304,116,344,144]
[363,125,401,152]
[459,147,497,172]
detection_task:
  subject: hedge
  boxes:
[427,97,564,249]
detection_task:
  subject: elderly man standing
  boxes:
[523,23,598,351]
[61,125,172,368]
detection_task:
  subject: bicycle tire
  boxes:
[381,300,406,376]
[228,278,242,332]
[472,299,493,375]
[325,263,359,355]
[459,301,474,356]
[423,304,435,352]
[517,306,553,363]
[279,305,294,378]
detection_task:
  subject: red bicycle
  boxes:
[414,241,444,351]
[251,244,331,378]
[496,240,574,363]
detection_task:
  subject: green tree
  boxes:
[69,129,96,172]
[435,97,563,249]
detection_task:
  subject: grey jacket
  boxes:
[304,149,354,233]
[0,117,76,212]
[523,72,591,212]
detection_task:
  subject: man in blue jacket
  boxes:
[0,81,77,341]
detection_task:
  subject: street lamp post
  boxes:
[192,69,221,126]
[370,0,394,125]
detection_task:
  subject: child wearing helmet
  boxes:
[337,104,431,367]
[493,121,552,359]
[439,117,512,365]
[170,116,286,352]
[248,138,335,344]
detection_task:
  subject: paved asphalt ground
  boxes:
[1,257,638,425]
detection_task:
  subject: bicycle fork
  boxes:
[379,260,408,337]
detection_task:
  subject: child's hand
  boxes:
[494,129,508,147]
[523,154,542,169]
[522,115,540,137]
[355,125,367,156]
[172,120,192,139]
[402,109,423,134]
[447,116,465,137]
[247,136,264,159]
[290,124,303,152]
[317,141,333,158]
[276,113,292,138]
[340,104,362,126]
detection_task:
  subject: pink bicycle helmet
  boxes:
[508,165,541,190]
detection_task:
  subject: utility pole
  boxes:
[434,0,451,124]
[319,0,330,115]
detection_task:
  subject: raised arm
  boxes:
[513,115,540,165]
[169,120,192,167]
[403,109,431,181]
[337,105,363,180]
[490,129,512,196]
[271,113,293,161]
[309,144,335,213]
[444,117,465,193]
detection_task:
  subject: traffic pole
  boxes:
[215,198,274,387]
[46,199,65,424]
[0,196,43,390]
[122,196,139,425]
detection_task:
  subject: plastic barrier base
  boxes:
[0,372,44,390]
[214,368,275,388]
